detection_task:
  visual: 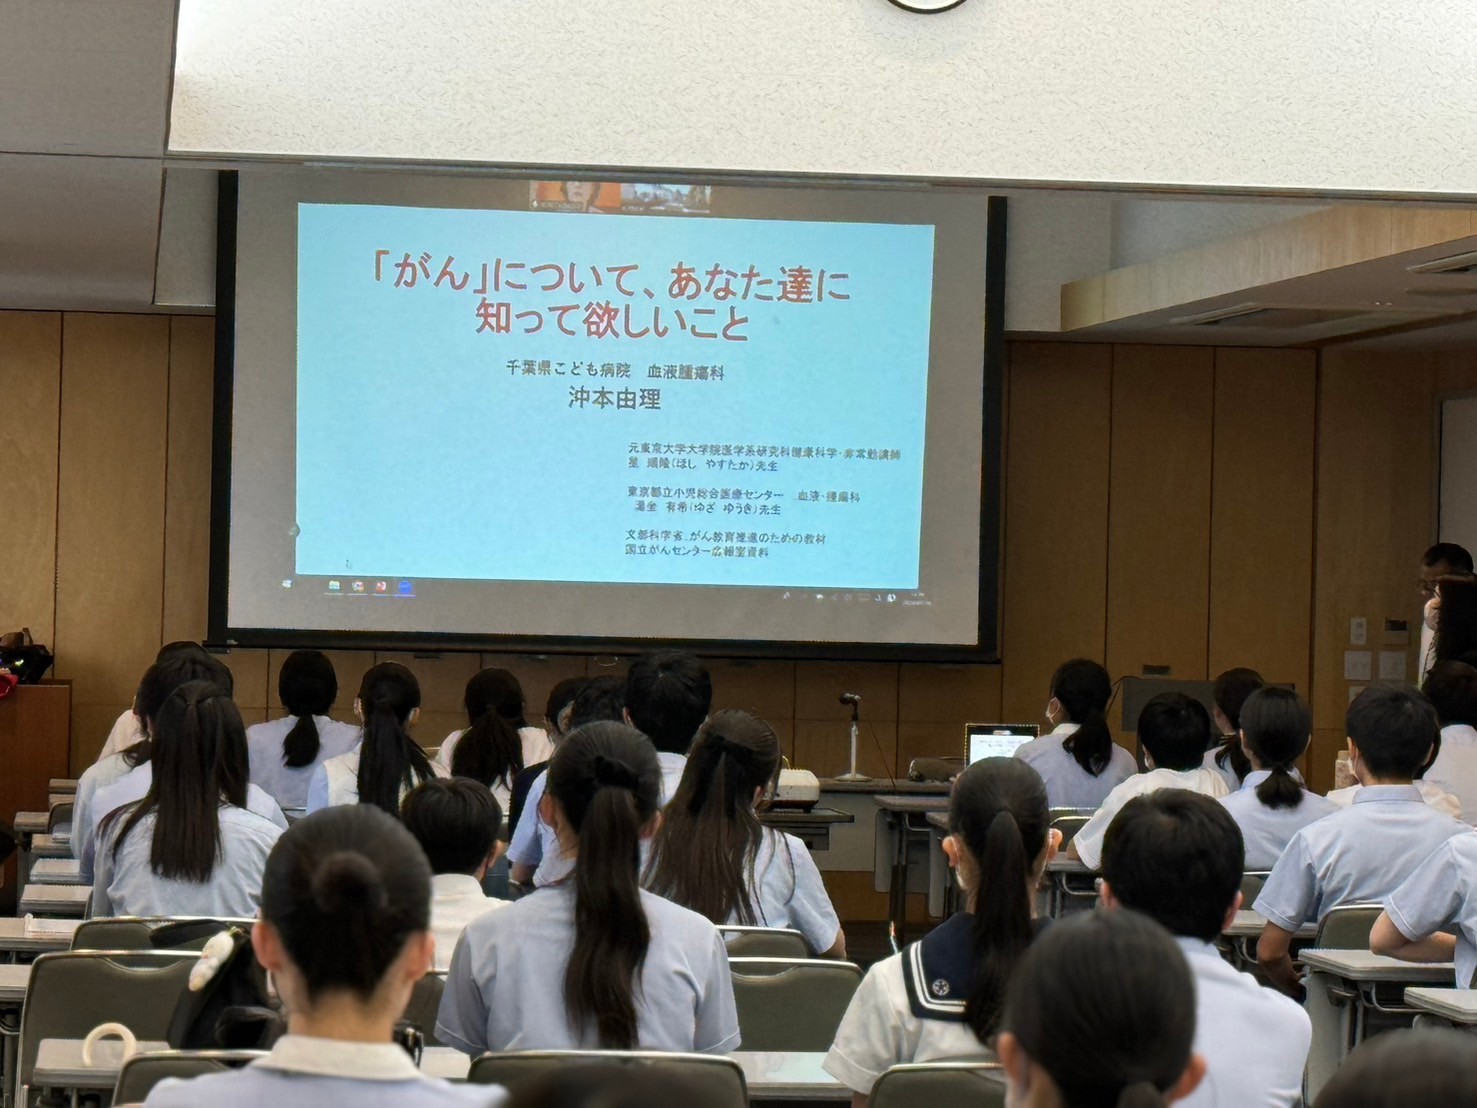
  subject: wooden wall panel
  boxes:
[1208,348,1317,692]
[161,317,216,643]
[0,312,61,647]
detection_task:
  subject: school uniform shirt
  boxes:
[1384,832,1477,989]
[1200,745,1244,794]
[1424,723,1477,826]
[246,715,363,811]
[96,709,145,764]
[1219,772,1341,871]
[91,803,284,918]
[1012,724,1137,810]
[434,726,555,812]
[727,829,841,954]
[304,746,451,813]
[1173,937,1310,1108]
[436,884,740,1054]
[430,873,509,973]
[1254,785,1472,932]
[1325,779,1463,820]
[142,1035,505,1107]
[72,751,139,865]
[1072,767,1230,871]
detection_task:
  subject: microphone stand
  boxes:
[836,698,870,782]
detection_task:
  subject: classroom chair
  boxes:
[1240,871,1270,903]
[402,972,447,1046]
[467,1050,747,1107]
[869,1062,1008,1108]
[45,802,73,837]
[1049,811,1093,849]
[114,1049,265,1104]
[719,926,810,961]
[1314,903,1383,949]
[728,957,864,1052]
[15,949,196,1108]
[72,917,254,953]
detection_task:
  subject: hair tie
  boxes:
[591,753,639,791]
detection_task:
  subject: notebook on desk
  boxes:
[965,723,1039,764]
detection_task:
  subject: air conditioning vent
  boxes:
[1172,306,1379,329]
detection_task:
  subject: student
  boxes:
[437,723,739,1054]
[1311,1029,1477,1108]
[1013,659,1135,809]
[93,681,284,918]
[1219,686,1338,870]
[92,641,214,764]
[1201,668,1265,792]
[645,709,844,957]
[307,663,445,814]
[1434,574,1477,669]
[1255,686,1470,993]
[1099,791,1310,1108]
[1371,826,1477,987]
[143,806,504,1108]
[247,650,361,812]
[1420,543,1474,679]
[1070,693,1228,872]
[995,911,1205,1108]
[508,676,587,834]
[824,759,1058,1104]
[1420,660,1477,822]
[435,668,554,813]
[401,779,509,972]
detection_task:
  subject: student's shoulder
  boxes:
[639,888,726,940]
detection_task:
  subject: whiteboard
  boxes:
[1440,394,1477,555]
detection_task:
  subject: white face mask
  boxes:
[1045,699,1060,725]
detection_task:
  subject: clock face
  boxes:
[886,0,970,11]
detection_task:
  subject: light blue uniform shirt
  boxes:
[144,1035,503,1107]
[1254,784,1471,931]
[1384,832,1477,988]
[1013,724,1138,810]
[1219,771,1340,872]
[91,804,283,918]
[304,746,449,813]
[437,884,740,1055]
[723,829,841,954]
[247,715,362,811]
[1201,746,1245,794]
[72,752,138,864]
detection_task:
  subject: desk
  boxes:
[17,884,90,918]
[734,1050,847,1101]
[0,963,33,1106]
[27,835,69,860]
[0,917,77,959]
[1405,987,1477,1026]
[1043,857,1096,919]
[759,808,855,853]
[875,796,949,947]
[13,813,48,837]
[1219,911,1316,975]
[27,859,83,886]
[47,781,76,798]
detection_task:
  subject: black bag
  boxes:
[0,628,53,685]
[155,922,284,1050]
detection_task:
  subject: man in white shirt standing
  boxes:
[1100,789,1310,1108]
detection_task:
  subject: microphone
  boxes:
[836,692,867,781]
[839,692,861,706]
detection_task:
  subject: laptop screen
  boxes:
[966,723,1040,765]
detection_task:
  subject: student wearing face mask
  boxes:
[1013,660,1135,811]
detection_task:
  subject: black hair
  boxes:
[1050,659,1115,776]
[1137,693,1212,772]
[1435,576,1477,667]
[1101,791,1244,942]
[569,675,626,730]
[260,804,431,1002]
[1346,685,1440,780]
[1423,543,1475,574]
[1423,660,1477,728]
[645,710,782,926]
[1210,668,1264,782]
[1312,1028,1477,1108]
[451,668,528,789]
[108,680,249,882]
[545,676,589,738]
[1239,686,1313,810]
[949,758,1050,1044]
[1000,911,1196,1108]
[277,650,338,770]
[355,662,435,816]
[401,778,502,876]
[625,651,712,755]
[125,652,236,768]
[546,722,662,1049]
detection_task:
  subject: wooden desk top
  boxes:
[874,795,951,815]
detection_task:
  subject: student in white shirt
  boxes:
[1100,790,1310,1108]
[506,676,589,835]
[1372,831,1477,989]
[645,709,844,957]
[401,779,509,972]
[825,758,1059,1104]
[143,805,504,1108]
[437,723,739,1055]
[307,663,443,814]
[995,911,1206,1108]
[92,641,212,765]
[1201,668,1265,792]
[435,668,554,817]
[1219,686,1339,870]
[1255,685,1471,994]
[1312,1028,1477,1108]
[247,650,360,812]
[1013,659,1136,810]
[1071,693,1229,872]
[1419,660,1477,823]
[93,681,283,919]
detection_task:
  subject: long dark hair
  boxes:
[355,663,434,815]
[124,651,235,768]
[1212,668,1265,782]
[949,757,1050,1044]
[278,650,338,769]
[108,680,249,882]
[644,710,782,925]
[1239,687,1312,810]
[1050,659,1114,776]
[1435,577,1477,667]
[451,668,528,788]
[546,723,662,1049]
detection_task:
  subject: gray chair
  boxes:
[72,916,254,952]
[1240,871,1270,904]
[719,926,810,960]
[1049,812,1092,849]
[869,1062,1008,1108]
[402,972,448,1046]
[46,801,73,837]
[728,957,864,1051]
[114,1049,264,1104]
[468,1050,747,1108]
[1314,903,1383,949]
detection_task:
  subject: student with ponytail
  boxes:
[144,806,503,1107]
[1218,686,1337,870]
[645,710,844,957]
[1202,667,1265,791]
[824,758,1058,1105]
[436,668,553,813]
[307,662,445,815]
[437,722,739,1054]
[247,651,360,811]
[1015,659,1136,809]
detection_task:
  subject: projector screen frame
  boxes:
[207,170,1005,662]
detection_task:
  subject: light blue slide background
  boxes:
[295,203,935,589]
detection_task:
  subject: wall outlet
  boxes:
[1350,617,1368,646]
[1344,651,1373,681]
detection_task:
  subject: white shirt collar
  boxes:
[657,751,688,768]
[1049,722,1081,738]
[255,1035,426,1081]
[1174,935,1223,962]
[432,873,488,901]
[1353,783,1423,804]
[1240,769,1273,790]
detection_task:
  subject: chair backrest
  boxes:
[1315,903,1383,949]
[17,950,196,1107]
[720,926,810,960]
[1050,813,1092,848]
[72,917,256,952]
[402,972,447,1046]
[47,800,74,835]
[869,1063,1007,1108]
[114,1049,264,1104]
[728,958,864,1051]
[467,1050,746,1108]
[1240,871,1270,903]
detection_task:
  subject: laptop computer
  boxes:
[965,722,1040,765]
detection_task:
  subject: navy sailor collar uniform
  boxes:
[902,913,1050,1022]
